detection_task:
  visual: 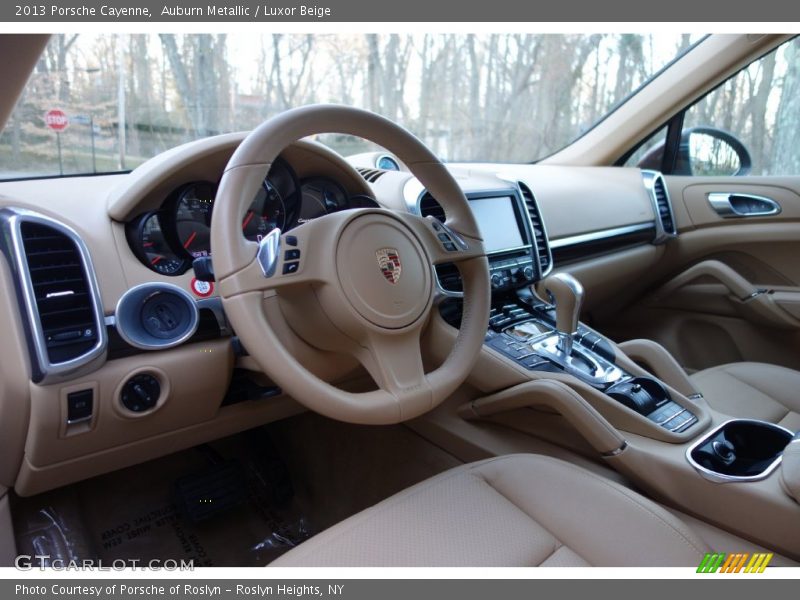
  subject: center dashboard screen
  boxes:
[469,196,525,253]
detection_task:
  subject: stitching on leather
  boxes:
[535,543,567,567]
[475,456,708,559]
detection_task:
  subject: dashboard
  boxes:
[0,133,677,498]
[125,158,379,276]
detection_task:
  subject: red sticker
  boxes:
[190,278,214,298]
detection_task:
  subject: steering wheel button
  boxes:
[443,241,457,252]
[283,261,300,274]
[284,249,301,260]
[285,235,298,247]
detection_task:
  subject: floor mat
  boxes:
[13,433,312,567]
[12,413,462,566]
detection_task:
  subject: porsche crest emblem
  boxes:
[376,248,402,284]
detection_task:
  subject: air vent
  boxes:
[419,193,446,223]
[0,208,107,382]
[518,182,553,277]
[653,177,676,234]
[356,167,387,183]
[643,171,677,244]
[19,222,99,364]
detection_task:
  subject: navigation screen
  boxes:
[469,196,525,253]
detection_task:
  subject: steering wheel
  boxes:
[211,105,490,424]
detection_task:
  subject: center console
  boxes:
[426,184,800,559]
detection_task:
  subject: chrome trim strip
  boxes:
[707,192,782,218]
[601,442,628,458]
[513,180,554,279]
[432,265,463,302]
[1,207,107,384]
[114,283,200,351]
[257,227,281,278]
[685,418,794,484]
[641,170,677,244]
[549,222,654,249]
[655,407,686,426]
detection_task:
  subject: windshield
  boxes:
[0,33,700,179]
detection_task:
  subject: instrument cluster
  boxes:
[126,159,378,275]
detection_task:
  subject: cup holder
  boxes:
[687,419,794,483]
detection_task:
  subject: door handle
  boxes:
[707,193,781,218]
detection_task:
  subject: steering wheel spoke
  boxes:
[217,225,328,297]
[356,327,432,411]
[399,212,485,266]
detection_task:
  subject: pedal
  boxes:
[174,460,247,522]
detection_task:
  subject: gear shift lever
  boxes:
[542,272,584,356]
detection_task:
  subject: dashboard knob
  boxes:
[522,265,535,280]
[120,373,161,413]
[490,273,504,289]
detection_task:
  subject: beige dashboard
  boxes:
[0,134,665,496]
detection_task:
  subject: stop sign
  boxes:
[44,109,69,132]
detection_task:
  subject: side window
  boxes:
[623,126,668,169]
[682,37,800,176]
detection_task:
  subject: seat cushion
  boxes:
[271,454,708,567]
[691,362,800,431]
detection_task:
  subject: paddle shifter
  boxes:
[542,272,584,357]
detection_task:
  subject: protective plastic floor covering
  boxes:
[12,414,462,567]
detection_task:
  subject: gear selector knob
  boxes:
[541,272,584,356]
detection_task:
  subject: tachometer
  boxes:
[175,181,215,258]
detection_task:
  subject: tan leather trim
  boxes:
[0,255,32,487]
[781,441,800,504]
[607,429,800,560]
[617,339,699,399]
[272,454,708,567]
[0,493,16,567]
[458,379,627,455]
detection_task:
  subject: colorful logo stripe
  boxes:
[697,552,773,573]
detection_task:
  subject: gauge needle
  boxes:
[151,256,163,265]
[183,231,197,249]
[242,211,255,230]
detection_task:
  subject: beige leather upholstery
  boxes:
[271,454,709,567]
[781,440,800,504]
[691,362,800,431]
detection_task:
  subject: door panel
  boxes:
[601,175,800,372]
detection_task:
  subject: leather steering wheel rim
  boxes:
[211,105,490,424]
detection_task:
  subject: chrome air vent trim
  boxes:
[0,207,107,384]
[642,170,677,244]
[517,181,553,278]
